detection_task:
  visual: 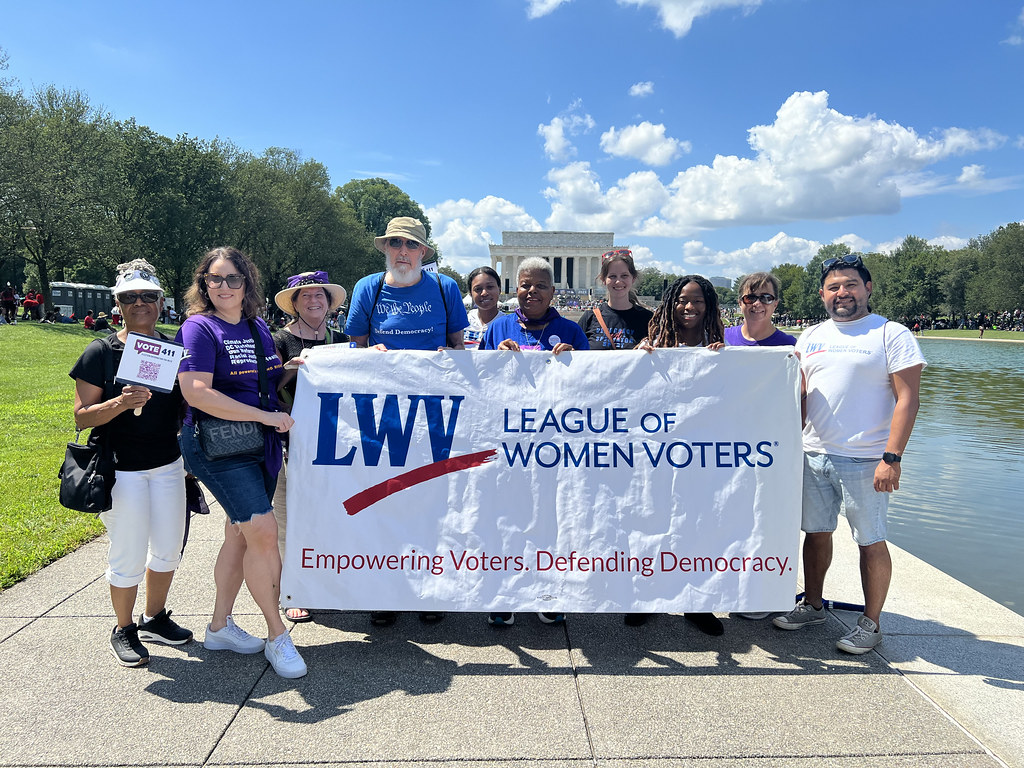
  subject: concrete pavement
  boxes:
[2,506,1023,767]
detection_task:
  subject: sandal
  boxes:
[285,607,312,623]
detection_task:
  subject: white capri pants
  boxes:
[99,457,187,588]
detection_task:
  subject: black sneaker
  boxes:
[110,623,150,667]
[137,609,193,645]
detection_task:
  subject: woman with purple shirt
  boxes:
[724,272,796,348]
[725,272,794,621]
[176,247,306,678]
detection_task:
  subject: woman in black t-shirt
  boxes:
[69,259,191,667]
[577,249,653,352]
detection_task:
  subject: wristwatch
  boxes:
[882,452,901,465]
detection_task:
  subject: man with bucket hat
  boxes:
[344,217,469,627]
[346,217,468,352]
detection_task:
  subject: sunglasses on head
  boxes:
[821,254,864,274]
[117,291,161,305]
[388,237,422,250]
[602,249,632,261]
[741,293,777,306]
[204,273,245,289]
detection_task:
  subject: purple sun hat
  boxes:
[274,271,347,316]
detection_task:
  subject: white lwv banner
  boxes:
[282,347,802,614]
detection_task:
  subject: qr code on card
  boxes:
[138,361,160,382]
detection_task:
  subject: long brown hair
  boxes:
[647,275,724,348]
[184,247,265,320]
[599,250,640,306]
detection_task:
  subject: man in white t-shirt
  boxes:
[773,254,926,654]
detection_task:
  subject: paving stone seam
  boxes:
[563,618,599,767]
[889,667,1013,768]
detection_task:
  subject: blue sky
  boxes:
[4,0,1023,278]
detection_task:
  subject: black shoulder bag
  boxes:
[59,336,117,514]
[195,319,270,460]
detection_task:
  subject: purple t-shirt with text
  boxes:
[176,314,284,427]
[724,325,797,347]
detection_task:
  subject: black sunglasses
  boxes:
[117,291,161,305]
[204,273,245,289]
[821,254,864,274]
[388,237,422,250]
[741,293,777,306]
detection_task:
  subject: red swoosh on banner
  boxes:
[343,449,498,516]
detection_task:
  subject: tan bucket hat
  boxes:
[373,217,435,259]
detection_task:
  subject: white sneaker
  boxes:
[836,615,882,654]
[265,631,307,678]
[204,616,265,654]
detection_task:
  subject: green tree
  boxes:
[438,264,466,294]
[0,86,119,310]
[771,262,809,317]
[335,176,431,239]
[971,223,1024,312]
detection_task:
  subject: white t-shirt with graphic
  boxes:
[796,314,926,458]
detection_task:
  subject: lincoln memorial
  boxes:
[489,231,615,294]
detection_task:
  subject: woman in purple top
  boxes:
[725,272,795,621]
[176,247,306,679]
[724,272,796,348]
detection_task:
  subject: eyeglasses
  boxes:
[821,254,864,274]
[117,291,161,305]
[741,293,777,306]
[204,273,245,289]
[387,237,422,250]
[602,249,633,261]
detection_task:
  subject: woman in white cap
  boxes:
[69,259,192,667]
[271,270,348,623]
[345,217,469,627]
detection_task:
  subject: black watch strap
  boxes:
[882,452,901,464]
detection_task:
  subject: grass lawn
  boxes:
[0,321,179,590]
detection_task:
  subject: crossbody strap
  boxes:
[247,319,270,411]
[592,305,616,348]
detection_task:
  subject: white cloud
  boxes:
[617,0,762,38]
[927,235,969,251]
[629,81,655,97]
[833,234,871,253]
[538,102,596,161]
[541,90,1009,238]
[425,196,542,274]
[544,161,671,232]
[1016,136,1024,149]
[599,121,690,166]
[526,0,571,19]
[1002,6,1024,44]
[679,232,823,277]
[957,164,987,186]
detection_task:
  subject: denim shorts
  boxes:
[180,427,277,524]
[801,452,888,546]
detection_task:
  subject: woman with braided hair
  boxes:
[642,274,725,350]
[634,274,726,636]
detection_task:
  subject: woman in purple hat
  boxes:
[270,271,348,623]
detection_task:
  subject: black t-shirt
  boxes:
[578,303,653,350]
[68,335,184,471]
[272,326,347,403]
